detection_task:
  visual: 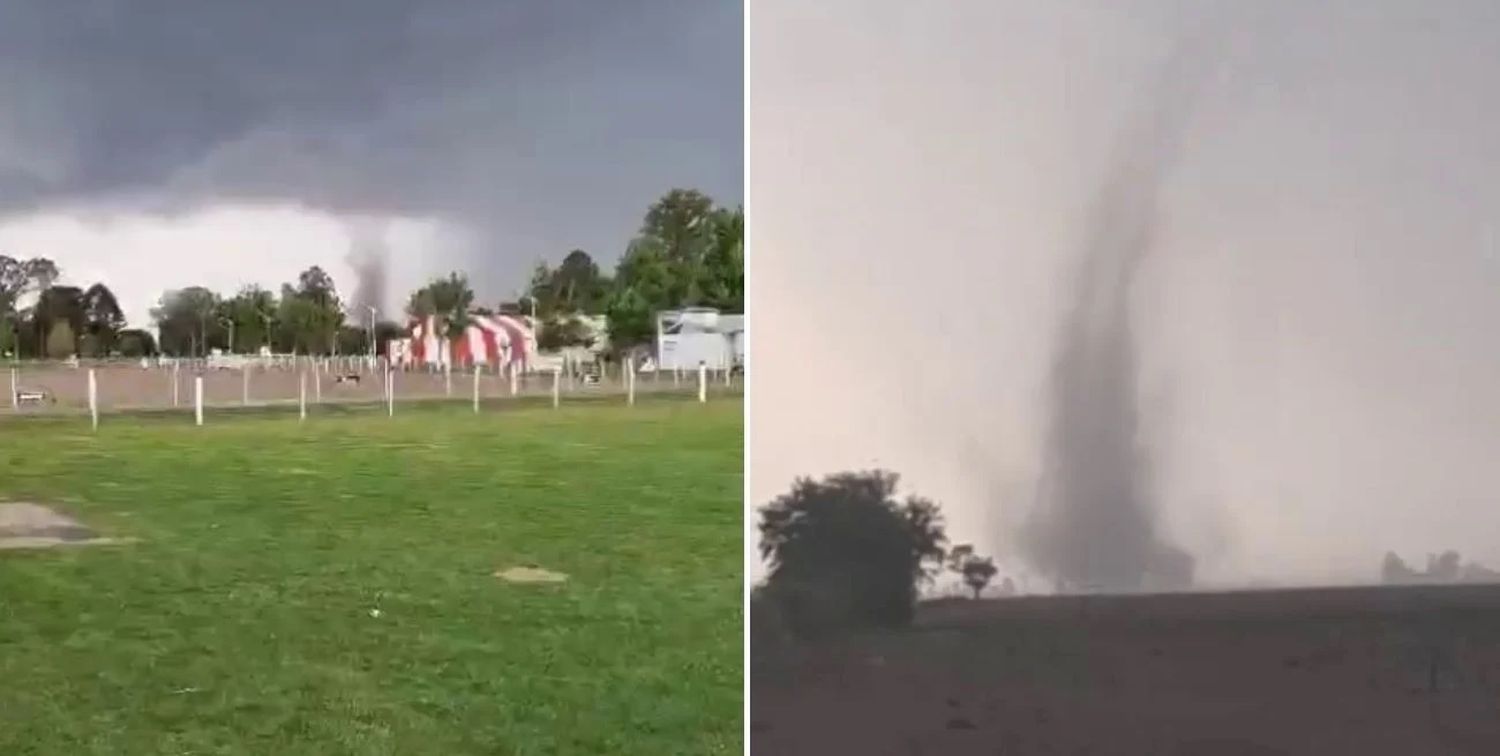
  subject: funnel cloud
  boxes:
[346,218,391,320]
[1021,40,1216,592]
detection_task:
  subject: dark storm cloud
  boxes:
[0,0,742,294]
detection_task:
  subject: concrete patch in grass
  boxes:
[0,502,129,551]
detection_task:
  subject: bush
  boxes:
[757,470,947,637]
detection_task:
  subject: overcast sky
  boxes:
[750,0,1500,588]
[0,0,742,326]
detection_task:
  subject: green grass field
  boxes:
[0,397,742,755]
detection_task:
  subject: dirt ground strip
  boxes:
[2,363,733,414]
[752,584,1500,755]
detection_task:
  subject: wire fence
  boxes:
[1,356,741,424]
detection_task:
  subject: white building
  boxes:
[655,307,744,370]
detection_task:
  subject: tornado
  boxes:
[345,217,390,321]
[1019,38,1218,593]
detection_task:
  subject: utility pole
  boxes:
[367,305,378,359]
[259,312,273,352]
[218,317,236,354]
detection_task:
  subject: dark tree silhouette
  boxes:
[947,544,1000,599]
[758,470,947,636]
[961,557,999,599]
[82,283,125,354]
[116,329,157,357]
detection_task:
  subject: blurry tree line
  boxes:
[0,255,147,359]
[398,187,742,357]
[521,188,743,353]
[403,187,742,355]
[1381,550,1500,585]
[0,188,742,360]
[0,256,406,360]
[148,265,408,358]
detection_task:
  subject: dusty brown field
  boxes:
[752,584,1500,755]
[2,362,724,414]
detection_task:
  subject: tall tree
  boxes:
[0,256,25,356]
[946,545,1000,600]
[298,266,337,304]
[1,256,62,357]
[276,267,344,354]
[605,242,673,351]
[642,189,715,260]
[407,272,475,340]
[32,285,87,356]
[526,262,556,319]
[0,255,28,316]
[599,189,741,352]
[221,285,277,352]
[23,258,59,291]
[639,189,717,306]
[552,250,608,314]
[152,287,219,357]
[82,283,126,354]
[698,207,744,312]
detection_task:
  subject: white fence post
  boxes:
[87,368,98,431]
[444,362,452,397]
[242,365,250,406]
[171,361,180,407]
[9,367,16,409]
[508,362,518,396]
[472,365,480,413]
[387,368,395,417]
[552,368,560,409]
[627,358,636,406]
[697,363,707,403]
[194,375,204,426]
[299,371,307,422]
[314,366,322,404]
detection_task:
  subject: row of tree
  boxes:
[147,266,397,358]
[1381,550,1500,585]
[395,187,743,355]
[0,256,149,358]
[523,188,744,352]
[0,256,407,359]
[0,187,743,360]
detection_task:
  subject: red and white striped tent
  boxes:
[389,314,537,370]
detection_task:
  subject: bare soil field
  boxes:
[752,584,1500,755]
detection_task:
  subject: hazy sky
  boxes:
[750,0,1500,587]
[0,0,742,326]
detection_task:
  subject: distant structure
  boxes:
[388,313,537,371]
[655,307,743,371]
[1382,550,1500,585]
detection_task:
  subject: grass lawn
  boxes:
[0,397,742,755]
